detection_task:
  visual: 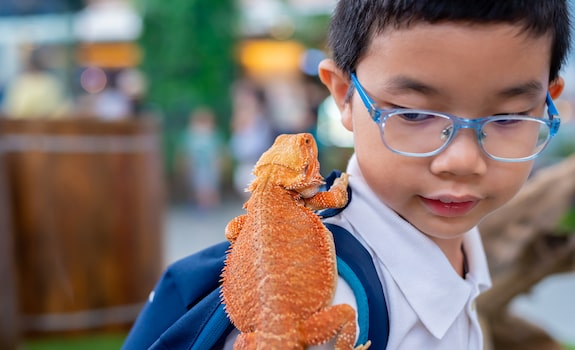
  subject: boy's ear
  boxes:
[318,59,354,131]
[549,76,565,99]
[318,59,350,109]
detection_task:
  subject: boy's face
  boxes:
[320,22,564,243]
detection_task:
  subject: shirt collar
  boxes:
[341,155,492,339]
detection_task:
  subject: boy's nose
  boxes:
[429,129,487,176]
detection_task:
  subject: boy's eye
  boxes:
[396,112,438,122]
[491,118,523,126]
[493,110,530,117]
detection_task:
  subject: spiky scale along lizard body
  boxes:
[221,133,370,350]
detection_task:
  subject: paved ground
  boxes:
[163,198,575,346]
[163,196,245,266]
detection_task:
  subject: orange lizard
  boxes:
[221,133,371,350]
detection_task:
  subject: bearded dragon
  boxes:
[221,133,370,350]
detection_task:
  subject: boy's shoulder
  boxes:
[165,241,229,303]
[167,241,228,282]
[162,222,388,349]
[122,242,232,350]
[123,170,389,349]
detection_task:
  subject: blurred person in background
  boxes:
[91,70,133,120]
[2,47,70,118]
[229,79,276,198]
[180,106,225,212]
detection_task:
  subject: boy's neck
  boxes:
[430,237,467,278]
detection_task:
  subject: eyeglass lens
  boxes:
[381,112,550,160]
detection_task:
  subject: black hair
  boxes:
[327,0,571,81]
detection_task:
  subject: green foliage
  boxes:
[292,14,331,48]
[557,207,575,233]
[24,333,126,350]
[138,0,237,120]
[136,0,238,175]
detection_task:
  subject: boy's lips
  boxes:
[419,195,480,217]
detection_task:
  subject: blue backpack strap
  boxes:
[329,223,389,349]
[336,257,370,345]
[189,295,232,350]
[321,169,389,349]
[149,288,234,350]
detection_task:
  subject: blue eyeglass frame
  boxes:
[350,72,561,162]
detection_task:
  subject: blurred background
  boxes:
[0,0,574,349]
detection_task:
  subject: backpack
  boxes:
[122,171,389,349]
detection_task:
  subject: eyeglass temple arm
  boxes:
[546,92,560,118]
[350,73,380,119]
[546,93,561,137]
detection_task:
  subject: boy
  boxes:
[315,1,569,349]
[123,1,570,349]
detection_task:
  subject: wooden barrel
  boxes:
[0,118,164,335]
[0,152,19,348]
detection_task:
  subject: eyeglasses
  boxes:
[350,72,561,162]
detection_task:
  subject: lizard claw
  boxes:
[354,340,371,350]
[332,172,349,188]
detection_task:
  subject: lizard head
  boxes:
[249,133,325,197]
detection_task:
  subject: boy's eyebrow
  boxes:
[385,76,439,95]
[496,80,544,99]
[386,76,545,99]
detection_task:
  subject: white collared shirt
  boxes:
[320,155,492,349]
[225,155,491,349]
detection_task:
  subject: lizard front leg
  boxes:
[225,214,247,243]
[304,173,349,211]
